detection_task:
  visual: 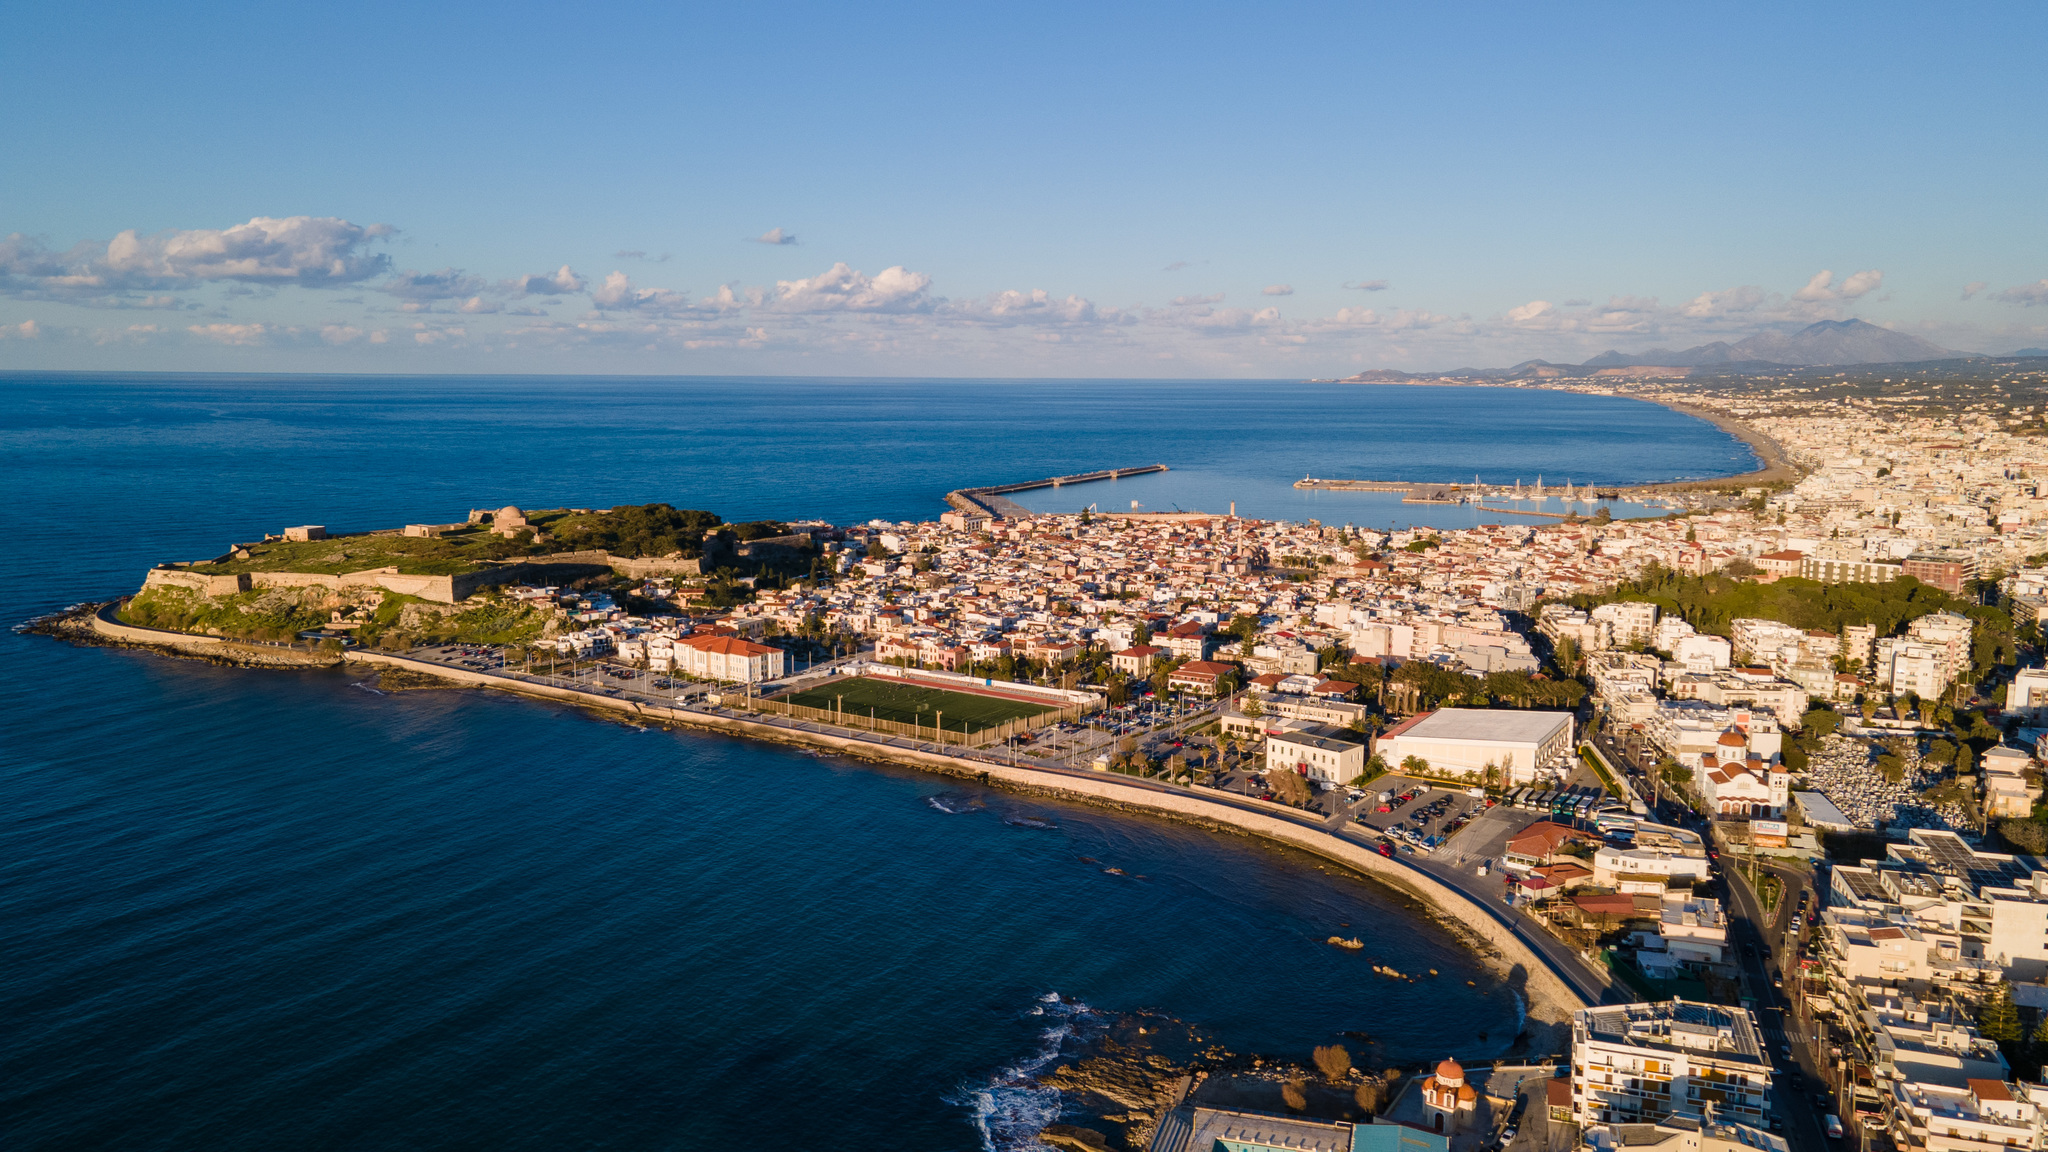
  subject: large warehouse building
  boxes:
[1376,708,1575,785]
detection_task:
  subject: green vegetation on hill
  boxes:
[778,675,1054,735]
[192,525,537,576]
[122,584,556,647]
[1571,564,1972,639]
[543,504,724,558]
[1569,565,2017,684]
[123,585,332,641]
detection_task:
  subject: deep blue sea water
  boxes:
[0,375,1747,1150]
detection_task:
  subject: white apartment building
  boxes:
[1592,601,1661,648]
[1731,618,1808,668]
[1673,634,1733,673]
[1580,1115,1789,1152]
[1888,1077,2045,1152]
[1828,830,2048,982]
[1982,747,2039,819]
[1589,651,1663,702]
[1649,892,1730,970]
[2008,668,2048,723]
[1571,1000,1773,1127]
[1594,843,1713,890]
[1643,703,1783,768]
[1877,640,1955,699]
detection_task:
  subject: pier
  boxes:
[1293,474,1635,508]
[948,463,1168,518]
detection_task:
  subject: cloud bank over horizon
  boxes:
[2,212,2045,375]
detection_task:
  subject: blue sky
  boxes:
[3,1,2044,375]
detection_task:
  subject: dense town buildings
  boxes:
[1569,1000,1774,1128]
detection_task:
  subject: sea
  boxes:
[0,375,1755,1151]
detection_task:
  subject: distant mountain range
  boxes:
[1576,319,1959,368]
[1337,319,2017,382]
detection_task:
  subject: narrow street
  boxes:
[1722,859,1830,1152]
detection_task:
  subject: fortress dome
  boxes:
[498,505,525,520]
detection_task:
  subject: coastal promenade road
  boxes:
[1333,814,1615,1010]
[346,645,1609,1014]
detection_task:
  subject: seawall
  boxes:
[339,648,1594,1024]
[86,601,337,667]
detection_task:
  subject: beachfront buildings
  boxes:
[1377,708,1575,786]
[1570,1000,1773,1128]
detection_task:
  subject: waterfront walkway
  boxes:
[352,647,1613,1013]
[81,603,1610,1018]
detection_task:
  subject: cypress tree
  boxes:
[1980,982,2022,1046]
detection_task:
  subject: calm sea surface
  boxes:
[0,375,1748,1150]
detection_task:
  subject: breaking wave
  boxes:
[951,993,1105,1152]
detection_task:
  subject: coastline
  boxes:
[37,600,1595,1036]
[1612,396,1801,493]
[1331,378,1803,493]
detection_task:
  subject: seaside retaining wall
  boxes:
[340,649,1594,1022]
[93,608,226,650]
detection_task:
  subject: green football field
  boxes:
[778,675,1056,734]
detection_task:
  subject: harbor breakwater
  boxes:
[948,464,1169,518]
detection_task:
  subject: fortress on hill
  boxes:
[139,503,818,604]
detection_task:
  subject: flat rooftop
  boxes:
[1579,999,1766,1065]
[1393,707,1571,744]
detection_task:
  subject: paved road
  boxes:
[1722,859,1828,1152]
[377,645,1619,1009]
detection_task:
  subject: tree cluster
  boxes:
[547,503,724,559]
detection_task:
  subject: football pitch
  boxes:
[777,675,1056,735]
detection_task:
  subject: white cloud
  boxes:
[1262,284,1294,296]
[322,325,365,344]
[590,271,697,314]
[1505,300,1555,325]
[1793,268,1880,302]
[948,288,1109,326]
[187,322,275,345]
[1171,305,1282,333]
[1344,279,1390,292]
[1793,270,1837,302]
[2,216,393,305]
[0,318,40,339]
[1171,293,1225,306]
[1162,261,1190,272]
[1996,280,2048,306]
[1680,285,1766,318]
[382,267,487,301]
[509,265,584,295]
[747,228,798,245]
[766,262,932,313]
[1963,281,1988,300]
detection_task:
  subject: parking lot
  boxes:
[1345,775,1491,854]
